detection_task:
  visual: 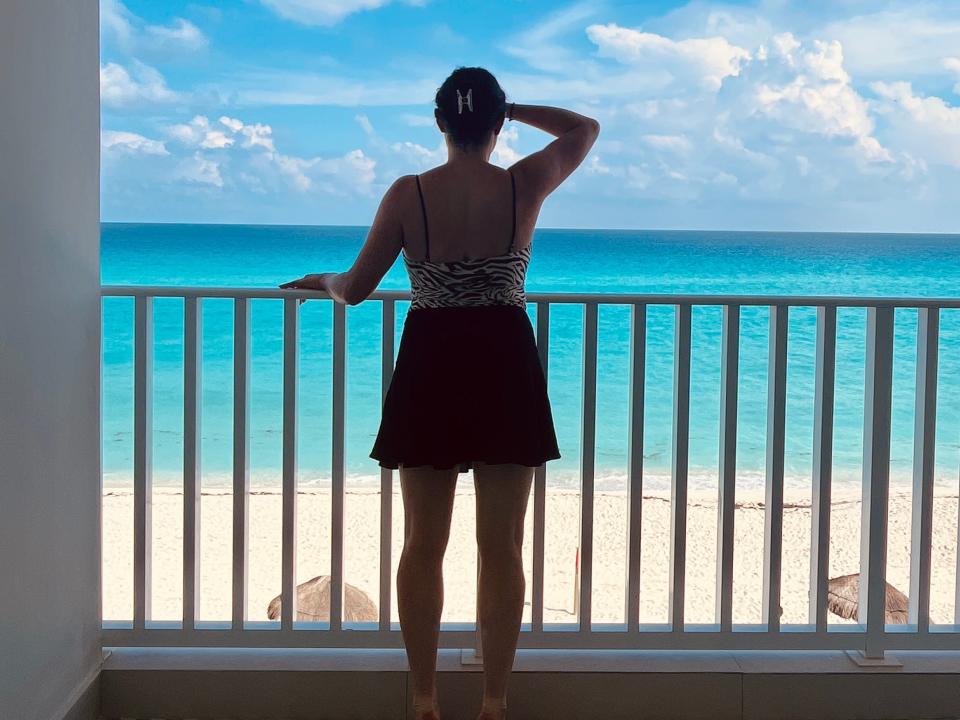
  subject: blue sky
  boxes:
[101,0,960,231]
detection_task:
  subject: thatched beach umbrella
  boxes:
[267,575,378,622]
[827,573,909,624]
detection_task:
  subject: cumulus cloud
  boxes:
[100,0,960,228]
[586,22,752,90]
[732,33,892,162]
[259,0,426,26]
[105,112,377,204]
[225,117,277,151]
[871,81,960,167]
[100,61,179,108]
[388,140,443,169]
[177,152,224,187]
[266,148,377,194]
[555,22,928,207]
[491,125,525,167]
[165,114,377,194]
[168,116,235,149]
[101,130,169,156]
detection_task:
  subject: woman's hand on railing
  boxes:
[279,273,334,304]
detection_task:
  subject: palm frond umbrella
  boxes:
[827,573,909,624]
[267,575,378,622]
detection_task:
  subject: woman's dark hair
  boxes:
[435,67,506,151]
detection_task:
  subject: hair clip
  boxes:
[457,87,473,114]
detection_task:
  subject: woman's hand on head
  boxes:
[279,272,334,304]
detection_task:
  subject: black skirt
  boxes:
[370,304,561,473]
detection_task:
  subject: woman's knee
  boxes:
[401,531,449,563]
[477,530,524,565]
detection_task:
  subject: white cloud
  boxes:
[871,81,960,167]
[167,116,234,149]
[642,134,693,154]
[163,113,376,194]
[586,22,752,90]
[101,130,169,156]
[167,116,279,152]
[388,141,442,170]
[504,1,600,73]
[729,33,892,162]
[100,0,137,48]
[100,62,179,108]
[227,118,277,151]
[585,154,617,176]
[552,22,924,206]
[259,0,425,26]
[946,57,960,94]
[220,117,244,133]
[265,148,377,194]
[177,152,224,187]
[355,113,376,137]
[101,0,207,54]
[491,125,524,167]
[401,113,436,128]
[144,18,207,52]
[711,125,776,169]
[820,7,960,79]
[99,0,960,229]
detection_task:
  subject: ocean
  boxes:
[101,224,960,494]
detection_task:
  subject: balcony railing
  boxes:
[100,286,960,658]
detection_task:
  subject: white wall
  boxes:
[0,1,102,719]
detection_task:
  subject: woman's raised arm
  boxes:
[508,104,600,202]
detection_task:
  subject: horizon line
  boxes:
[99,220,960,237]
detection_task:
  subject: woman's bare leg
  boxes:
[397,464,459,719]
[473,461,534,719]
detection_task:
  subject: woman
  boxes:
[281,66,599,720]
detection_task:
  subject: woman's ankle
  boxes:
[481,695,507,714]
[413,691,439,717]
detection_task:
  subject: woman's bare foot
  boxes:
[475,710,506,720]
[412,691,441,720]
[476,698,507,720]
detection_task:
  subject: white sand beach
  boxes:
[102,482,960,627]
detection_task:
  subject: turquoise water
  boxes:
[101,223,960,492]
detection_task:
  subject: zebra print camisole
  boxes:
[403,171,531,311]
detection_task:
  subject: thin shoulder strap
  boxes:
[414,174,430,261]
[507,168,517,253]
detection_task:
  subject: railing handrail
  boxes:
[100,285,960,307]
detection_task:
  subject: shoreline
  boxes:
[102,468,948,492]
[103,483,929,504]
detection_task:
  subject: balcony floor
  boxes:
[97,648,960,719]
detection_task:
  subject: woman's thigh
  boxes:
[399,464,459,556]
[472,462,534,557]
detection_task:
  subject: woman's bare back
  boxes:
[400,162,526,263]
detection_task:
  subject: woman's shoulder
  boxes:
[382,174,420,202]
